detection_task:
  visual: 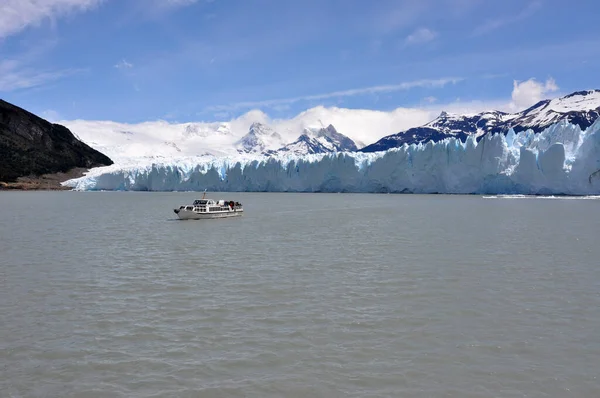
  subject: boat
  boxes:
[173,191,243,220]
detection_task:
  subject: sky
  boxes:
[1,0,600,126]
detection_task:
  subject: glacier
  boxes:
[63,118,600,195]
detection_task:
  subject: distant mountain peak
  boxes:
[275,124,358,155]
[184,122,231,138]
[318,124,339,136]
[249,121,267,131]
[236,122,284,154]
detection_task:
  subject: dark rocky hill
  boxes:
[0,99,113,182]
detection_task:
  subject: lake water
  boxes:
[1,192,599,397]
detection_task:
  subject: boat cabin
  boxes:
[179,198,242,213]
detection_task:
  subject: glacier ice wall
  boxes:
[64,119,600,195]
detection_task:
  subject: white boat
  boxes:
[173,192,243,220]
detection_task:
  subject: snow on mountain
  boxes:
[425,110,515,136]
[60,106,434,162]
[276,133,329,155]
[511,90,600,132]
[235,122,284,154]
[63,117,360,161]
[362,89,600,152]
[182,122,232,138]
[61,119,239,160]
[64,118,600,195]
[60,88,600,194]
[270,106,433,148]
[315,124,359,152]
[276,125,358,155]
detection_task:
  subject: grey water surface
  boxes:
[1,192,599,397]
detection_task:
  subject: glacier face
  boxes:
[63,119,600,195]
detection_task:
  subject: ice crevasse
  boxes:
[64,118,600,195]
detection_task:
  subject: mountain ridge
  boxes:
[275,124,358,155]
[361,89,600,152]
[45,89,600,160]
[235,122,284,154]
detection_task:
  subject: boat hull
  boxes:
[174,209,243,220]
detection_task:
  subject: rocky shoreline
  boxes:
[0,168,87,191]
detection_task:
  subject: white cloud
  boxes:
[114,59,133,69]
[61,106,438,160]
[54,78,564,162]
[473,0,541,36]
[269,106,435,147]
[62,75,563,159]
[510,77,559,109]
[61,97,513,160]
[0,58,84,91]
[0,0,102,39]
[404,28,437,46]
[202,77,463,113]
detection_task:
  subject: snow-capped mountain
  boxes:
[61,119,240,160]
[235,122,284,154]
[63,117,364,161]
[361,89,600,152]
[511,90,600,132]
[315,124,359,152]
[64,117,600,195]
[183,122,232,138]
[58,88,600,195]
[276,124,358,155]
[61,89,600,160]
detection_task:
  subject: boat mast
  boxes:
[201,189,207,199]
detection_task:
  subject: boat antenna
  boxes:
[202,189,207,199]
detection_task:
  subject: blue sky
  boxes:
[1,0,599,123]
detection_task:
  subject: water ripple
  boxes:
[1,192,600,397]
